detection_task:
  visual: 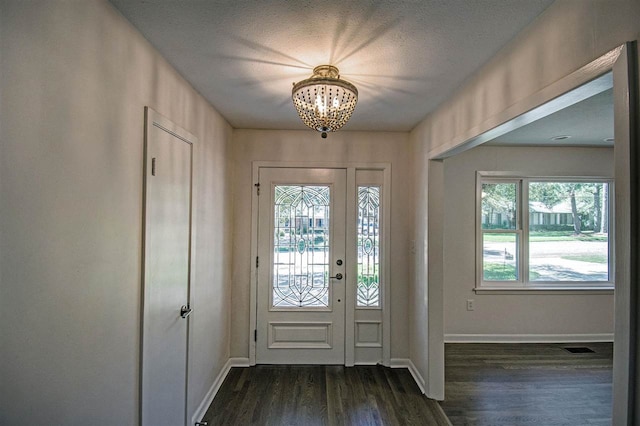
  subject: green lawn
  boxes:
[484,262,541,281]
[529,231,608,242]
[484,231,607,243]
[560,254,608,264]
[483,262,517,280]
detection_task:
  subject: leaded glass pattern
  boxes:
[357,186,380,307]
[272,185,331,307]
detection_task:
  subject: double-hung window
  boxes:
[477,173,613,290]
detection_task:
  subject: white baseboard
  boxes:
[390,358,426,395]
[190,357,250,425]
[228,357,251,367]
[444,333,614,343]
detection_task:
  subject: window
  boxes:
[357,186,380,307]
[477,174,613,289]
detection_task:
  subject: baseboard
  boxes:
[190,357,250,425]
[390,358,426,395]
[444,333,614,343]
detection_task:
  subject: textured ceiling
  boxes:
[109,0,554,132]
[488,88,613,147]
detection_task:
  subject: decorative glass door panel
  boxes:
[273,185,331,308]
[257,168,346,364]
[357,186,380,307]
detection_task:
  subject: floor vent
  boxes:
[564,347,595,354]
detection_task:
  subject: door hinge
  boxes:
[256,256,259,268]
[254,329,257,342]
[151,157,156,176]
[254,182,260,196]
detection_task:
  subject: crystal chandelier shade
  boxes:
[292,65,358,137]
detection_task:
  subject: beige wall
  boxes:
[409,0,640,399]
[230,129,412,360]
[0,1,233,424]
[412,1,640,157]
[443,146,614,338]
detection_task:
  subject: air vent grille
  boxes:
[564,347,595,354]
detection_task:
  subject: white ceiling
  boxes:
[109,0,554,132]
[488,88,614,147]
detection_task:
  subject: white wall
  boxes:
[443,146,614,339]
[409,0,640,399]
[230,129,412,361]
[0,1,233,424]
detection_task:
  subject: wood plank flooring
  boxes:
[439,342,613,426]
[200,365,451,425]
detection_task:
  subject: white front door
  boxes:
[256,168,346,364]
[141,108,195,426]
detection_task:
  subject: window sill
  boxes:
[474,286,614,295]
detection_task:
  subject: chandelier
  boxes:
[292,65,358,138]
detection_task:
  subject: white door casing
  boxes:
[256,168,346,364]
[141,108,195,426]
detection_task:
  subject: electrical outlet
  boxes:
[466,299,475,311]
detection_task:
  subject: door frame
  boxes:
[141,107,197,426]
[249,161,391,366]
[256,167,347,364]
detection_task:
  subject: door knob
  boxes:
[180,305,192,319]
[329,273,343,280]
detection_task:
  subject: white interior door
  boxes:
[141,108,195,426]
[256,168,346,364]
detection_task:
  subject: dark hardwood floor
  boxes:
[440,342,613,426]
[199,343,612,425]
[200,365,451,425]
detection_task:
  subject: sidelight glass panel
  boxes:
[357,186,380,307]
[272,185,330,307]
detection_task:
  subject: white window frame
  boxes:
[476,172,614,291]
